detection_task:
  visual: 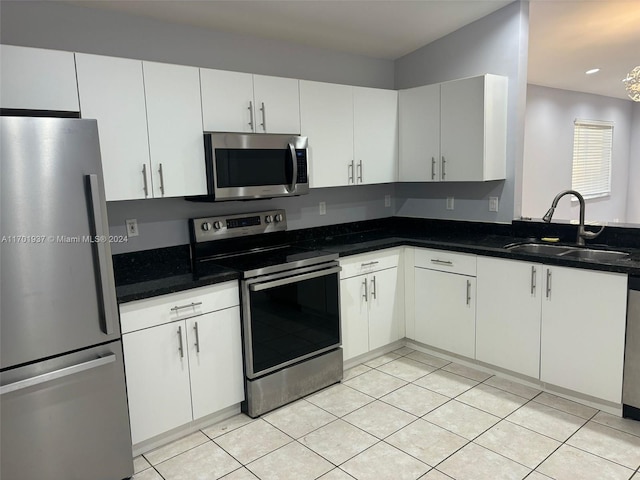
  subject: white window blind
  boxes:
[571,119,613,199]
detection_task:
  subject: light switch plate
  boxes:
[489,197,499,212]
[125,219,139,237]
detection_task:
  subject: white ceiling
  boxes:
[68,0,639,100]
[528,0,640,101]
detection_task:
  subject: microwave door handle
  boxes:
[287,143,298,193]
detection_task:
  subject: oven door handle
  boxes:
[249,266,341,292]
[287,142,298,193]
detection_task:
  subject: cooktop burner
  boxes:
[190,210,338,278]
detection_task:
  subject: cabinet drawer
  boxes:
[414,248,476,276]
[340,249,401,279]
[120,282,239,333]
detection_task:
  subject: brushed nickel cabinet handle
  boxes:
[193,321,200,353]
[142,164,149,197]
[442,156,446,180]
[260,102,266,132]
[348,160,354,184]
[362,278,368,302]
[248,100,254,131]
[466,279,471,305]
[431,157,436,180]
[531,266,537,295]
[177,326,184,358]
[357,160,363,183]
[158,163,165,196]
[546,269,552,298]
[170,301,203,313]
[371,275,377,299]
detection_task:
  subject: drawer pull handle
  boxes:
[466,280,471,305]
[171,301,203,313]
[546,269,552,298]
[431,259,453,266]
[361,261,379,267]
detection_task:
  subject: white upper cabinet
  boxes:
[300,80,354,188]
[399,74,507,182]
[253,74,301,134]
[200,69,255,133]
[398,83,440,182]
[143,61,207,198]
[200,69,300,134]
[353,86,399,185]
[76,54,152,201]
[440,74,507,181]
[1,45,79,112]
[301,81,398,188]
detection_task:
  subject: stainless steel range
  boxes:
[190,210,343,417]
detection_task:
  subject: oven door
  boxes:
[242,263,341,379]
[205,133,309,200]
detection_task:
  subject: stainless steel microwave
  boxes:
[204,133,309,201]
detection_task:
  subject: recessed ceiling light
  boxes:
[586,68,601,75]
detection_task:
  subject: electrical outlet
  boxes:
[446,197,454,210]
[489,196,499,212]
[385,194,391,207]
[125,219,139,237]
[319,202,326,215]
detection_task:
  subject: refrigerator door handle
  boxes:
[0,354,116,395]
[87,174,117,335]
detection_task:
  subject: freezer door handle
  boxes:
[0,354,116,395]
[87,174,117,335]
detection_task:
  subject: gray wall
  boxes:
[0,1,394,88]
[394,0,529,224]
[522,84,634,224]
[628,103,640,223]
[107,185,395,254]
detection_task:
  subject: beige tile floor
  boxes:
[133,347,640,480]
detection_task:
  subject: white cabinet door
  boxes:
[353,87,398,185]
[187,306,244,419]
[253,75,300,134]
[414,268,476,358]
[398,84,440,182]
[541,266,627,403]
[300,80,354,188]
[340,275,369,361]
[476,257,542,378]
[440,75,507,181]
[123,321,192,445]
[368,268,401,351]
[200,68,255,133]
[76,54,152,201]
[143,61,207,198]
[0,45,79,112]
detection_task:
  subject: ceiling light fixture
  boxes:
[585,68,600,75]
[623,66,640,102]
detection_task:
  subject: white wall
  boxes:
[394,0,529,224]
[522,84,634,224]
[627,103,640,223]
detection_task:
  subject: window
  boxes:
[571,119,613,199]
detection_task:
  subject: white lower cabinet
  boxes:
[475,256,627,403]
[413,249,477,359]
[476,257,542,378]
[120,282,243,445]
[540,266,627,403]
[414,267,476,358]
[340,250,402,361]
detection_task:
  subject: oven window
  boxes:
[248,272,340,376]
[215,148,292,187]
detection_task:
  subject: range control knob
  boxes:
[213,221,223,230]
[274,213,284,222]
[201,222,212,231]
[265,215,273,224]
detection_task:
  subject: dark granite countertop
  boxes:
[114,218,640,303]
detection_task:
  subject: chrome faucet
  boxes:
[542,190,604,246]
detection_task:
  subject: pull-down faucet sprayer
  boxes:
[542,190,604,246]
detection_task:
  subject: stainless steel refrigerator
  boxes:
[0,116,134,480]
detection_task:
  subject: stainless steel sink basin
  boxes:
[505,243,576,255]
[505,243,630,262]
[558,249,630,262]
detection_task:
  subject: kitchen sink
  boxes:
[505,243,630,262]
[504,243,576,255]
[558,249,630,262]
